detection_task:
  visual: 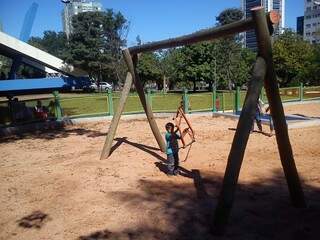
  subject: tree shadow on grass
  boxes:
[79,169,320,240]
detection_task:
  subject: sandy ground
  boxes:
[284,102,320,118]
[0,103,320,240]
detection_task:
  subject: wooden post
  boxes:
[252,7,306,208]
[212,86,217,112]
[221,92,225,112]
[100,71,133,159]
[126,50,166,152]
[183,88,189,114]
[212,57,267,235]
[107,89,114,116]
[147,89,152,110]
[53,91,62,120]
[235,86,240,113]
[260,87,265,103]
[299,83,304,101]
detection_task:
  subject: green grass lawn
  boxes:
[58,91,237,117]
[1,87,320,124]
[60,96,109,116]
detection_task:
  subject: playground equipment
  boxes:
[173,104,195,162]
[0,2,88,97]
[0,2,90,126]
[0,76,91,97]
[0,31,86,79]
[174,105,195,149]
[100,6,306,234]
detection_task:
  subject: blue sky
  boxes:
[0,0,304,46]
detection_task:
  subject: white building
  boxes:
[62,0,103,38]
[241,0,285,51]
[304,0,320,43]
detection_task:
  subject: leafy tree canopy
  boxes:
[216,8,243,26]
[64,10,128,84]
[273,29,315,86]
[29,31,67,59]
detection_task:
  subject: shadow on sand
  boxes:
[0,127,106,143]
[78,167,320,240]
[17,211,49,229]
[111,137,166,162]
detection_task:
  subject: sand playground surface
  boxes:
[1,103,320,240]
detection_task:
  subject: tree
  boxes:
[172,43,216,92]
[64,10,128,85]
[216,8,244,26]
[299,43,320,86]
[0,56,12,79]
[28,31,67,59]
[273,29,314,86]
[137,52,162,89]
[157,49,180,91]
[134,8,254,92]
[166,8,253,91]
[215,8,246,90]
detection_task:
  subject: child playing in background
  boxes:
[265,105,274,135]
[165,122,181,176]
[252,98,263,132]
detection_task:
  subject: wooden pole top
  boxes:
[269,10,281,24]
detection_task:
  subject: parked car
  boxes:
[84,82,112,92]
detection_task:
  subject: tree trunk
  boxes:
[163,75,167,93]
[193,80,197,92]
[156,80,162,90]
[208,81,213,91]
[169,81,174,90]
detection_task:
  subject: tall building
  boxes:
[241,0,285,51]
[297,16,304,36]
[303,0,320,44]
[62,0,103,38]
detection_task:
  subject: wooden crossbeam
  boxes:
[129,11,280,55]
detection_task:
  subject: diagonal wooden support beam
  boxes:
[212,57,267,234]
[100,71,133,159]
[100,49,166,159]
[252,7,306,208]
[127,51,166,152]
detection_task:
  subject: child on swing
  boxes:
[165,122,181,176]
[165,122,184,176]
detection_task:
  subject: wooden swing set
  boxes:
[100,7,306,234]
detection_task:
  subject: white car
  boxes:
[90,82,112,91]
